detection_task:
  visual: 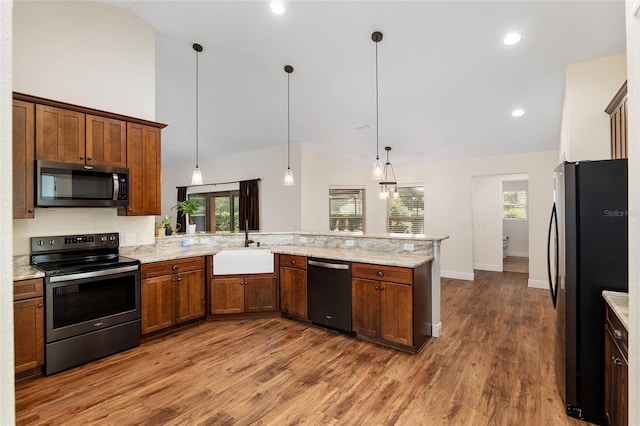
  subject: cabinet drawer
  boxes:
[280,254,307,270]
[14,278,44,301]
[352,263,413,285]
[142,256,205,278]
[606,304,628,357]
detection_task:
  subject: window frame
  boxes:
[329,187,366,233]
[386,185,425,235]
[188,190,240,232]
[502,190,528,221]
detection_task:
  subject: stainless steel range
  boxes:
[30,233,141,375]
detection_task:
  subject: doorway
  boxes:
[501,176,529,274]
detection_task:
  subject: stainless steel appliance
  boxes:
[547,159,628,424]
[36,160,129,207]
[307,258,352,333]
[31,233,141,375]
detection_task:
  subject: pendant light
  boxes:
[283,65,295,186]
[379,146,399,200]
[191,43,204,185]
[371,31,385,182]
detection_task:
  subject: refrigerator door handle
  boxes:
[547,202,559,308]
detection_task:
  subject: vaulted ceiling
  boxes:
[104,1,626,166]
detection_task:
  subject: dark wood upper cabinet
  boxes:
[85,114,127,168]
[606,81,627,160]
[35,104,86,164]
[12,100,35,219]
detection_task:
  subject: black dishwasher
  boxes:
[307,257,352,333]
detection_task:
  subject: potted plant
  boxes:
[172,199,201,234]
[155,216,172,237]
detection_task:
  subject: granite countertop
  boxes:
[603,290,629,331]
[14,244,433,281]
[122,244,432,268]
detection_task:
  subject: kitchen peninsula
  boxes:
[12,231,447,375]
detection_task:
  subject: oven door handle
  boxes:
[49,265,139,283]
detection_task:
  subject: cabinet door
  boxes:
[245,276,278,312]
[35,104,85,164]
[605,325,628,426]
[13,100,35,219]
[380,282,413,346]
[85,114,127,168]
[122,123,161,216]
[280,266,307,318]
[175,269,206,323]
[14,297,44,373]
[141,275,175,334]
[211,278,245,314]
[352,278,380,338]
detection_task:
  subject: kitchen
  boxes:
[1,1,639,425]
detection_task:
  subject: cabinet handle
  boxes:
[375,286,380,290]
[37,303,43,308]
[172,264,179,270]
[128,208,133,212]
[303,273,307,278]
[80,155,84,160]
[291,259,296,264]
[172,278,176,282]
[27,209,33,213]
[613,357,624,366]
[613,329,623,339]
[379,286,385,291]
[176,273,182,281]
[87,157,92,160]
[376,271,384,277]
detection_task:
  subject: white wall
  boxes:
[625,2,639,424]
[0,1,14,423]
[503,180,529,257]
[559,53,627,162]
[11,1,157,254]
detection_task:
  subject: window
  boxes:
[503,190,527,220]
[188,191,240,232]
[387,186,424,234]
[329,188,365,232]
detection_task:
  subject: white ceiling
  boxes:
[104,1,626,167]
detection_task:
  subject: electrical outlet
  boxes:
[299,236,307,243]
[404,243,415,251]
[120,233,128,243]
[345,239,355,247]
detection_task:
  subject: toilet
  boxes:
[503,236,509,258]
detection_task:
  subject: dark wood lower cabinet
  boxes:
[141,257,206,335]
[604,303,628,426]
[279,264,307,319]
[13,278,44,374]
[210,274,278,316]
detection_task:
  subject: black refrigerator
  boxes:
[548,159,628,425]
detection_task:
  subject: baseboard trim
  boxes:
[431,322,442,337]
[473,263,501,272]
[441,270,475,281]
[528,279,547,289]
[506,251,529,258]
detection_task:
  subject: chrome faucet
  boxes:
[244,220,254,247]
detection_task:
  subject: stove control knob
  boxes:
[37,240,45,246]
[49,239,55,246]
[109,235,116,242]
[100,236,107,243]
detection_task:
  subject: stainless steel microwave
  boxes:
[36,160,129,207]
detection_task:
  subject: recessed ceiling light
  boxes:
[503,32,522,46]
[512,108,525,117]
[270,2,285,15]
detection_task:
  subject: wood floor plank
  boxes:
[16,270,592,425]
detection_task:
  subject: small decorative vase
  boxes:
[186,224,196,235]
[165,226,172,236]
[155,227,165,237]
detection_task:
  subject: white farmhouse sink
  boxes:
[213,249,274,275]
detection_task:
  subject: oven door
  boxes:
[45,265,140,343]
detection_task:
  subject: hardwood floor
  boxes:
[503,256,529,274]
[16,271,589,425]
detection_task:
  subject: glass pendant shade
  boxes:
[284,168,295,186]
[372,158,384,181]
[191,166,203,185]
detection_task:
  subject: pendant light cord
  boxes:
[375,38,379,161]
[287,71,291,170]
[195,48,199,169]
